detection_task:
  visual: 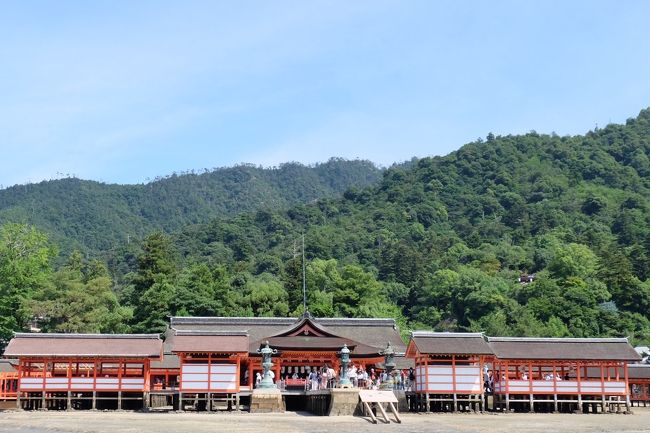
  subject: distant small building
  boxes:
[518,273,536,284]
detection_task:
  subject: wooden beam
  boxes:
[376,402,390,424]
[388,402,402,423]
[363,401,376,423]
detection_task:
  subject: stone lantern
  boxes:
[338,344,352,387]
[257,341,278,389]
[380,341,396,390]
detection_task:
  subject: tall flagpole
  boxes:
[302,233,307,314]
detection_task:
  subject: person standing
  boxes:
[309,369,319,391]
[357,366,365,388]
[327,365,336,388]
[349,364,357,387]
[320,365,328,390]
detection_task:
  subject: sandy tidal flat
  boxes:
[1,409,650,433]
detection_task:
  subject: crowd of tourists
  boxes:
[263,364,416,391]
[483,368,573,394]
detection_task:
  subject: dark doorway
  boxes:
[284,394,307,411]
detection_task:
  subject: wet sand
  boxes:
[0,408,649,433]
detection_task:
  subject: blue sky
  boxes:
[1,0,650,187]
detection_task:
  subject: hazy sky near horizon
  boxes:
[1,0,650,187]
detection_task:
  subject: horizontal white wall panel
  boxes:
[121,384,145,390]
[209,382,237,390]
[210,374,236,382]
[70,378,94,384]
[45,378,68,384]
[494,379,627,395]
[455,376,480,384]
[95,384,119,390]
[455,367,480,375]
[182,364,209,373]
[121,378,145,385]
[455,384,481,392]
[19,383,44,390]
[426,383,454,391]
[427,367,453,375]
[427,375,452,383]
[182,381,209,390]
[211,365,237,374]
[96,378,119,385]
[182,373,208,382]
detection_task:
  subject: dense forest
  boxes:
[0,159,382,255]
[3,109,650,349]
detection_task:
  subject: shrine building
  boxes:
[487,336,640,413]
[3,333,162,410]
[162,313,406,410]
[405,332,492,412]
[1,315,644,415]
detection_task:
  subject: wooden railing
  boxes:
[494,379,627,395]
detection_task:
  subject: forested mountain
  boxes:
[0,159,382,254]
[3,109,650,348]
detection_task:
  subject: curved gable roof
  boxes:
[268,314,339,338]
[170,316,406,354]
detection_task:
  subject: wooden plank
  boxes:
[376,402,390,424]
[389,402,402,423]
[363,401,377,424]
[359,390,398,403]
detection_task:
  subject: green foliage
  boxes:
[133,279,175,334]
[0,224,56,347]
[245,273,289,317]
[30,253,132,333]
[3,110,650,346]
[166,108,650,344]
[0,159,383,256]
[548,243,598,280]
[126,232,178,333]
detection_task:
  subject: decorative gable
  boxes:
[270,313,340,339]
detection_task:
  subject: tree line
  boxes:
[3,109,650,348]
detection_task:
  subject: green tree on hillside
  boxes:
[29,252,132,333]
[127,232,178,333]
[0,224,55,347]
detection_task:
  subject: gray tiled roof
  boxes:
[169,316,406,354]
[409,332,494,356]
[4,333,162,358]
[151,353,180,370]
[629,364,650,380]
[0,359,17,373]
[487,337,640,361]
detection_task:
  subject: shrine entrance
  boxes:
[241,315,387,393]
[279,353,339,391]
